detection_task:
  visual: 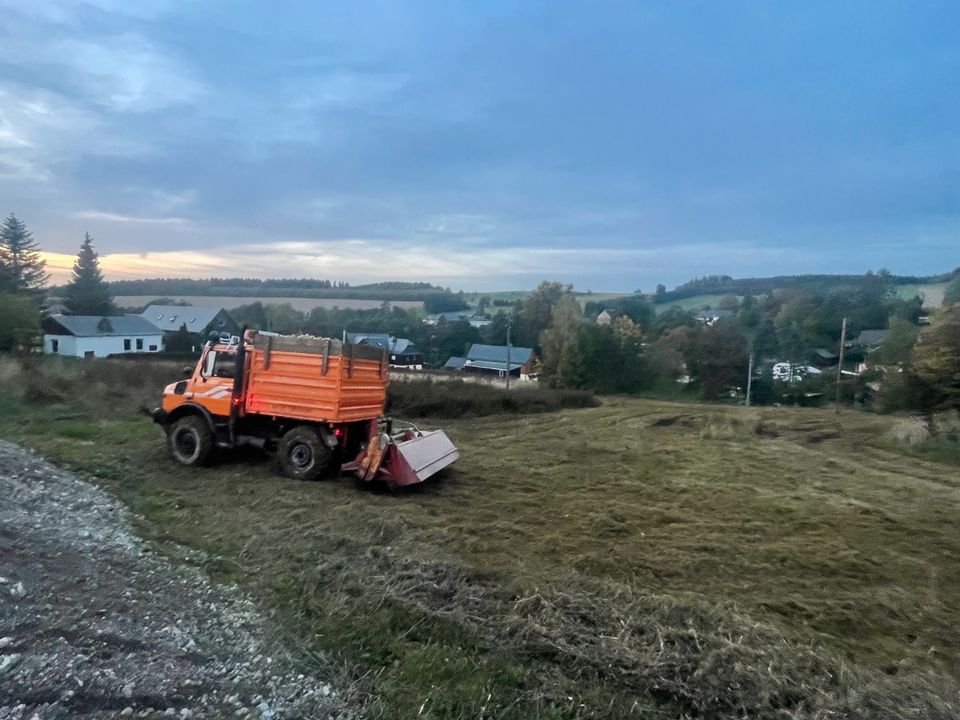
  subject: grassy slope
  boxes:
[657,283,947,315]
[1,360,958,717]
[653,294,727,313]
[896,282,947,308]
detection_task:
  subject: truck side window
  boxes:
[213,354,234,378]
[203,350,217,377]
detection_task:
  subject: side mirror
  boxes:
[183,365,193,377]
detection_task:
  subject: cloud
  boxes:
[55,35,203,112]
[71,210,191,226]
[0,83,154,185]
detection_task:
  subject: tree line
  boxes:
[94,277,453,301]
[0,214,119,350]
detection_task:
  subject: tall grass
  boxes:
[387,376,598,418]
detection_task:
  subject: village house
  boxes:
[445,343,536,380]
[42,315,164,358]
[423,311,492,328]
[847,328,891,350]
[345,332,425,369]
[695,308,734,326]
[137,305,239,352]
[596,310,613,325]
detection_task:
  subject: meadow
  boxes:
[1,356,957,718]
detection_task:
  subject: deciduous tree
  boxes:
[911,305,960,410]
[0,294,41,351]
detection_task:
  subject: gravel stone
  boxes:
[0,440,353,719]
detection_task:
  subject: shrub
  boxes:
[387,377,597,418]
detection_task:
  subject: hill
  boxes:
[1,359,958,719]
[653,270,958,306]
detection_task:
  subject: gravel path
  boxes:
[0,440,352,720]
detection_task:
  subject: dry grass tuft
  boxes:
[387,376,598,418]
[890,418,932,446]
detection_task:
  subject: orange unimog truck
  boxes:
[151,329,458,487]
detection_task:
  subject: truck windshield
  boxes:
[202,350,236,378]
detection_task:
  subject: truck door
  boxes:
[193,349,237,417]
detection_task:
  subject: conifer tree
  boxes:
[0,214,48,294]
[63,233,117,315]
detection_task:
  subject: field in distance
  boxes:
[114,295,424,312]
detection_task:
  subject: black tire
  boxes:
[276,426,331,481]
[168,415,214,466]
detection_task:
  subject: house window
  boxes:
[123,338,131,351]
[51,339,59,353]
[136,338,143,350]
[149,344,157,351]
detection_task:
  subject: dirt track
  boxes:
[0,440,351,720]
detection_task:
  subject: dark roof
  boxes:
[465,343,534,365]
[390,338,421,355]
[435,311,472,321]
[347,333,421,355]
[853,329,890,347]
[465,360,526,372]
[46,314,162,337]
[139,305,229,332]
[444,356,467,369]
[814,348,838,359]
[346,332,391,348]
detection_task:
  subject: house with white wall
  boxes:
[42,315,164,358]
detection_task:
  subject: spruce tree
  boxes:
[0,214,49,295]
[63,233,117,316]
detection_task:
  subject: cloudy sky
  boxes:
[0,1,957,291]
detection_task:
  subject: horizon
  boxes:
[3,2,959,290]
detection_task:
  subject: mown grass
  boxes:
[1,356,959,718]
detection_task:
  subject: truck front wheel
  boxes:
[276,426,331,481]
[168,415,214,466]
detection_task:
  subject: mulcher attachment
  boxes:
[344,421,459,487]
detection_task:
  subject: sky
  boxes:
[0,1,957,291]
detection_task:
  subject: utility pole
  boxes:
[745,342,754,407]
[835,317,847,414]
[505,318,512,391]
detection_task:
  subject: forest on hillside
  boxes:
[653,269,960,303]
[68,278,454,301]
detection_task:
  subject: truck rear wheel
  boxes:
[276,426,331,481]
[169,415,214,466]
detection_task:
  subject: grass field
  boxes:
[654,283,949,316]
[1,357,958,718]
[653,294,728,313]
[895,282,947,309]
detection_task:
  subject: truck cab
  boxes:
[162,339,242,420]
